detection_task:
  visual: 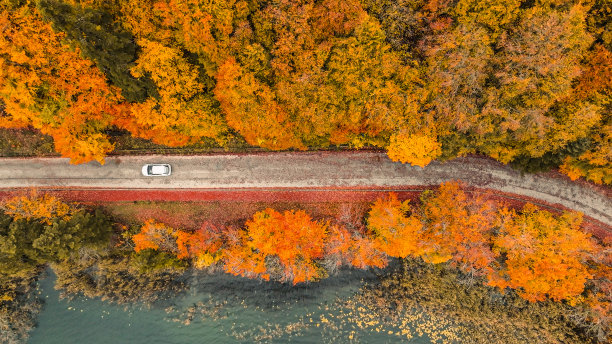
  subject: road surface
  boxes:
[0,152,610,226]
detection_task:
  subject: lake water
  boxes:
[27,267,459,344]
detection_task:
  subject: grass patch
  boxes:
[0,128,56,157]
[99,200,372,230]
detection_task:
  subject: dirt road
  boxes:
[0,152,610,226]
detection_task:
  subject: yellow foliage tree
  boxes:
[386,131,442,167]
[479,5,594,162]
[115,39,227,146]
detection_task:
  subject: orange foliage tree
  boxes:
[418,182,499,275]
[325,224,388,271]
[0,192,74,225]
[0,3,122,164]
[366,193,422,258]
[488,204,597,302]
[214,58,304,150]
[176,222,225,268]
[132,219,223,266]
[573,44,612,101]
[223,209,328,284]
[213,0,423,150]
[365,183,498,275]
[559,44,612,185]
[132,219,180,252]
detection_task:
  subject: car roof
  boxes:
[151,165,168,173]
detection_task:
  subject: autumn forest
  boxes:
[0,0,609,183]
[0,0,611,343]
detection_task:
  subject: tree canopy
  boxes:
[0,0,609,183]
[0,194,111,277]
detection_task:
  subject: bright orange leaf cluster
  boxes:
[366,182,606,306]
[129,182,608,309]
[418,182,498,274]
[366,193,422,258]
[131,208,387,285]
[489,205,596,303]
[223,208,387,284]
[132,220,223,264]
[0,6,122,164]
[224,209,328,284]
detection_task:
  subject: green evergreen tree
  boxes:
[0,209,111,277]
[36,0,157,102]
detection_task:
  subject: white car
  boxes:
[141,164,172,176]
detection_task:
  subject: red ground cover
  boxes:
[0,186,609,242]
